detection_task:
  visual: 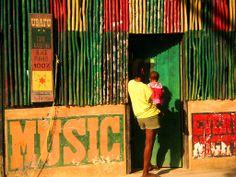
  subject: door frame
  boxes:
[0,31,6,176]
[180,37,190,169]
[127,33,189,173]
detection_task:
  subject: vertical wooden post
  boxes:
[0,31,5,177]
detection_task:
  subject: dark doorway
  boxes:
[128,34,183,171]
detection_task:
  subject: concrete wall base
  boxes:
[187,100,236,170]
[5,105,127,177]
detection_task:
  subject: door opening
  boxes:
[128,34,183,172]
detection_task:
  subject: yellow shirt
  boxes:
[128,79,160,119]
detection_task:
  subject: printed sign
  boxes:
[192,113,236,159]
[30,14,54,102]
[7,115,124,171]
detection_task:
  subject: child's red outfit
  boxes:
[148,82,164,106]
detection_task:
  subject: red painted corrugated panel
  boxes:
[104,0,128,32]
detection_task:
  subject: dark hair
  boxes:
[132,59,145,78]
[150,71,159,81]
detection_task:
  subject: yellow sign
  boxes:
[32,71,53,91]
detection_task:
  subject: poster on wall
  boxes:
[30,13,54,102]
[192,112,236,159]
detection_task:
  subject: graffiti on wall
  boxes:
[192,113,236,159]
[7,115,124,171]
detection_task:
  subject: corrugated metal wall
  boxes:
[0,0,129,107]
[0,0,235,107]
[184,0,236,100]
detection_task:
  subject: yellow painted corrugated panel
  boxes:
[71,0,75,31]
[198,0,202,30]
[75,0,79,31]
[68,0,71,31]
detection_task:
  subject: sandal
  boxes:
[149,164,159,171]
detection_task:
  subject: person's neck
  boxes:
[134,77,142,82]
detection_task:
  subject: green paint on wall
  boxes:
[7,114,124,170]
[7,121,12,170]
[151,41,182,167]
[19,120,26,131]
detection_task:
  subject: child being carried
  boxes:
[148,71,164,110]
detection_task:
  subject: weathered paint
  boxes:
[184,31,235,101]
[5,105,126,177]
[188,100,236,170]
[30,13,54,102]
[0,31,4,177]
[2,0,236,107]
[151,39,182,167]
[104,0,128,32]
[192,112,236,158]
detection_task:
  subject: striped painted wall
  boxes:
[0,0,235,107]
[129,0,236,33]
[1,0,129,106]
[184,0,236,100]
[184,31,235,100]
[129,0,187,33]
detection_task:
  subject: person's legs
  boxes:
[142,129,157,177]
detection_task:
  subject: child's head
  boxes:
[150,71,159,82]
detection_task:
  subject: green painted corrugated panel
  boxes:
[0,0,3,33]
[2,0,50,107]
[184,30,235,101]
